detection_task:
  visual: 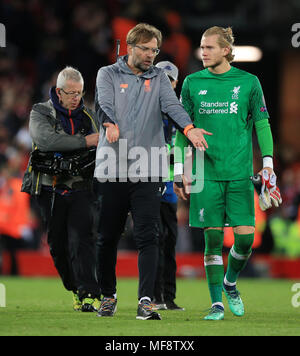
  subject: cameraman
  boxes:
[21,67,100,312]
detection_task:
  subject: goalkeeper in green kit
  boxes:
[173,26,282,320]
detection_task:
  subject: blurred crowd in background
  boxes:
[0,0,299,275]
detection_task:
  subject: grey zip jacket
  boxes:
[21,100,99,195]
[94,55,193,181]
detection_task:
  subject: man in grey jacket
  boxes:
[94,23,212,320]
[22,66,101,312]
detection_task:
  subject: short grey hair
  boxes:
[56,66,84,89]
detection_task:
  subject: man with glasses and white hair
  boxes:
[94,23,211,320]
[22,66,101,312]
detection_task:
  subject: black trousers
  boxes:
[36,189,100,299]
[0,234,24,275]
[96,181,163,300]
[154,202,178,302]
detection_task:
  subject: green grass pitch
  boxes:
[0,277,299,336]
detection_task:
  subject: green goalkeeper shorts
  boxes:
[189,179,255,228]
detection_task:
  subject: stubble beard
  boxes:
[203,57,223,69]
[133,58,151,73]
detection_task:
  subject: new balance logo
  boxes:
[199,208,204,222]
[230,101,238,114]
[198,90,207,95]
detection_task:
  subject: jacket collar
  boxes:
[33,99,87,122]
[49,86,84,117]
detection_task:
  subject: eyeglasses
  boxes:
[60,88,85,98]
[134,44,160,55]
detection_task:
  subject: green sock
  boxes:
[204,229,224,305]
[205,265,224,304]
[225,233,254,284]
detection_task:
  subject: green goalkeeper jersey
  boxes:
[176,66,270,180]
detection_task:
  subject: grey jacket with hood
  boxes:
[94,55,194,181]
[21,100,99,195]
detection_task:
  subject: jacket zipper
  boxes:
[83,109,99,133]
[69,109,74,135]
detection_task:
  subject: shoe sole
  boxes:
[229,309,244,317]
[136,312,162,320]
[204,316,224,321]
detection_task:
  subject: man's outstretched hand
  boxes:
[186,128,213,151]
